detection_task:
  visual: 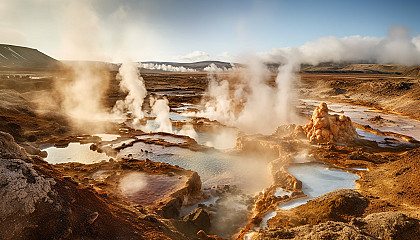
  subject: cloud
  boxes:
[173,50,236,63]
[215,52,235,62]
[260,26,420,66]
[174,50,211,62]
[413,35,420,50]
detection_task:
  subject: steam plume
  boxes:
[195,57,299,134]
[150,96,173,133]
[141,63,197,72]
[112,61,147,126]
[54,0,111,132]
[59,63,111,124]
[176,124,198,139]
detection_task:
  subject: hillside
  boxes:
[300,63,411,75]
[402,66,420,77]
[0,44,60,70]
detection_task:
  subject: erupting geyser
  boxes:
[303,103,358,143]
[112,61,147,125]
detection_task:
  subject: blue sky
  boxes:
[1,0,419,62]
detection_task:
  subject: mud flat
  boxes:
[299,72,420,120]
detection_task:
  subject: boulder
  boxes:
[0,131,28,160]
[183,207,211,233]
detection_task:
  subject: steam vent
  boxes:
[303,102,358,143]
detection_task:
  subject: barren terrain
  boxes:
[1,63,420,239]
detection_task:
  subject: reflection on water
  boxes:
[42,142,109,164]
[136,134,188,144]
[279,198,310,210]
[119,142,271,193]
[287,164,358,198]
[93,134,120,141]
[120,172,186,206]
[260,211,277,229]
[356,129,407,147]
[254,164,360,231]
[277,164,358,211]
[195,128,239,150]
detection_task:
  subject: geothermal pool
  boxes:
[280,163,359,209]
[42,142,110,164]
[120,172,187,206]
[257,163,359,232]
[119,142,271,192]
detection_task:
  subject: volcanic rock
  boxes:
[253,221,375,240]
[303,102,358,143]
[254,212,419,240]
[351,212,420,239]
[0,131,29,160]
[267,189,368,229]
[183,207,211,233]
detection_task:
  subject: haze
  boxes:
[1,0,420,62]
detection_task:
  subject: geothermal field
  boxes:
[2,44,420,240]
[2,1,420,240]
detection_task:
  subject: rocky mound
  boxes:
[267,189,368,229]
[303,102,358,143]
[253,211,419,240]
[255,221,375,240]
[0,132,55,223]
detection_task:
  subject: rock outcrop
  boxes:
[0,131,29,160]
[352,212,420,239]
[0,131,56,234]
[183,207,211,233]
[252,211,419,240]
[303,102,358,143]
[0,158,56,220]
[254,221,375,240]
[267,189,368,229]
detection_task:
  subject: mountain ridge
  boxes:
[0,44,61,71]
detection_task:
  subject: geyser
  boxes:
[112,61,147,126]
[150,96,173,133]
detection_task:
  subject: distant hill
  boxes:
[300,63,411,75]
[0,44,61,71]
[402,66,420,77]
